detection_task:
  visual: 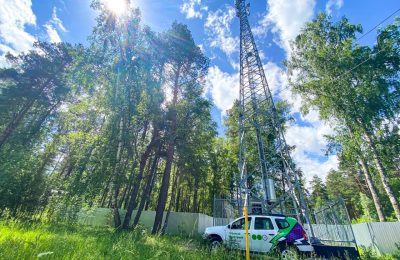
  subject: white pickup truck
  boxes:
[203,214,313,258]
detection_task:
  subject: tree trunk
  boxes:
[24,101,60,144]
[121,160,140,209]
[354,169,369,194]
[0,74,58,150]
[0,99,35,149]
[122,127,159,229]
[152,140,175,234]
[364,131,400,221]
[187,179,193,212]
[175,187,181,212]
[144,172,156,210]
[152,68,180,234]
[133,152,160,227]
[121,156,140,209]
[192,191,197,212]
[358,158,385,222]
[192,176,199,212]
[111,117,124,228]
[100,175,113,207]
[36,147,57,177]
[119,187,128,209]
[161,171,179,235]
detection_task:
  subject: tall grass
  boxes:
[0,220,243,260]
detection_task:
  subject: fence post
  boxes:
[342,198,359,252]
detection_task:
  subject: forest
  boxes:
[0,0,399,242]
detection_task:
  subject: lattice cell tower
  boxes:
[235,0,313,232]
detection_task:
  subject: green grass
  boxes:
[0,220,242,260]
[6,220,400,260]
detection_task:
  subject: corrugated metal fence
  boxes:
[309,224,355,246]
[352,222,400,254]
[297,223,400,254]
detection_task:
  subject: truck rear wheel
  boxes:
[280,245,299,259]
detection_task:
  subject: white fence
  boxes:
[305,224,355,246]
[77,208,213,236]
[352,222,400,254]
[304,222,400,254]
[78,209,400,254]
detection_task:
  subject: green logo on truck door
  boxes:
[251,234,262,240]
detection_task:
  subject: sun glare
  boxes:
[104,0,129,16]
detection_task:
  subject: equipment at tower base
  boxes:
[265,178,276,203]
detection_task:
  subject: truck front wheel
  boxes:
[209,236,222,250]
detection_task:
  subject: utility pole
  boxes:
[235,0,314,240]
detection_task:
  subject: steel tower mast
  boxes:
[235,0,313,233]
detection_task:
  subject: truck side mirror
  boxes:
[227,224,231,229]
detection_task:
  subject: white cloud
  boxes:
[206,65,239,116]
[263,62,287,95]
[0,0,36,56]
[204,6,239,59]
[44,7,67,43]
[0,2,68,65]
[285,121,338,182]
[261,62,303,112]
[254,0,316,54]
[44,24,61,43]
[180,0,208,19]
[325,0,344,15]
[0,44,15,55]
[286,123,333,156]
[294,150,338,184]
[258,50,266,61]
[206,62,287,118]
[198,44,204,52]
[50,7,68,32]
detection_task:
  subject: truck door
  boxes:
[250,217,278,253]
[226,217,252,250]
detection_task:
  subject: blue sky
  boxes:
[1,0,399,183]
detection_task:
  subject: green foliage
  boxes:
[357,192,379,223]
[325,170,363,220]
[0,42,76,216]
[288,13,400,221]
[358,245,400,260]
[0,1,222,232]
[309,175,329,210]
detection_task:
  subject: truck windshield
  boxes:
[230,217,252,229]
[275,218,290,229]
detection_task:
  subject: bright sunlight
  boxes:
[103,0,129,16]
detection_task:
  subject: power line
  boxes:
[333,49,384,81]
[324,7,399,80]
[272,47,385,99]
[357,7,400,42]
